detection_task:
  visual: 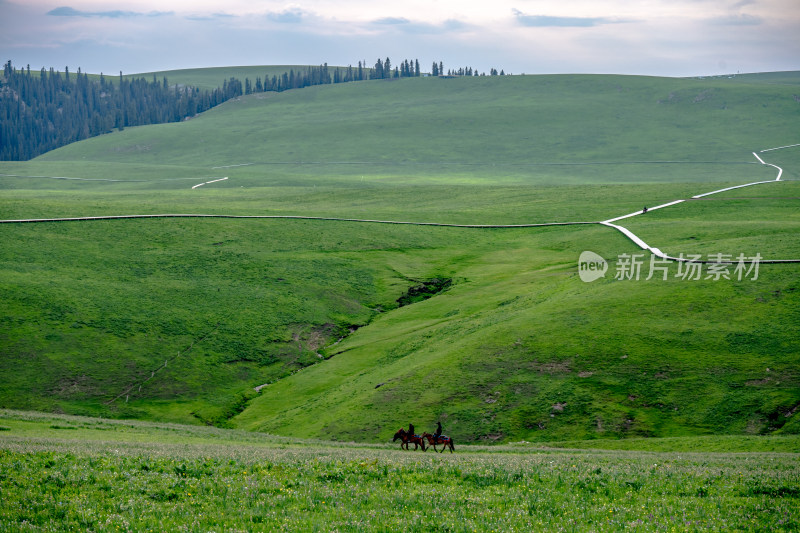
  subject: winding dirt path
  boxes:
[191,177,228,189]
[600,143,798,263]
[0,213,596,229]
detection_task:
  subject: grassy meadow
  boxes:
[32,73,800,173]
[1,72,799,446]
[2,410,799,531]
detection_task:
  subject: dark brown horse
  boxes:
[422,432,455,453]
[393,428,427,451]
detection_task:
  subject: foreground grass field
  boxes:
[1,72,799,443]
[1,410,799,531]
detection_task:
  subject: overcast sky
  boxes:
[2,0,798,77]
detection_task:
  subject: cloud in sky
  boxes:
[47,6,171,18]
[373,17,410,25]
[367,16,469,35]
[2,0,797,77]
[266,7,307,23]
[706,13,763,26]
[512,9,628,28]
[183,12,235,21]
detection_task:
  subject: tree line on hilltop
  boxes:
[239,59,505,95]
[1,58,506,161]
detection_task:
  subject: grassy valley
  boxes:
[1,71,799,445]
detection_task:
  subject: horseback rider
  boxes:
[434,421,442,439]
[408,423,415,437]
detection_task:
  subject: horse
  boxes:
[422,432,455,453]
[393,428,427,451]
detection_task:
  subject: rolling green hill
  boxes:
[718,71,800,85]
[1,72,798,443]
[34,73,800,175]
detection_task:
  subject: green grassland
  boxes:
[721,71,800,85]
[33,74,800,173]
[1,72,799,445]
[1,410,799,531]
[622,181,800,259]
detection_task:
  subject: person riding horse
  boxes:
[421,431,455,453]
[434,421,442,439]
[393,427,426,451]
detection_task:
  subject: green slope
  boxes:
[234,224,800,442]
[34,73,800,180]
[1,72,799,442]
[720,71,800,85]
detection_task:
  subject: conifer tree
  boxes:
[372,58,384,79]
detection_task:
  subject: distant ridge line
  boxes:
[209,160,757,167]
